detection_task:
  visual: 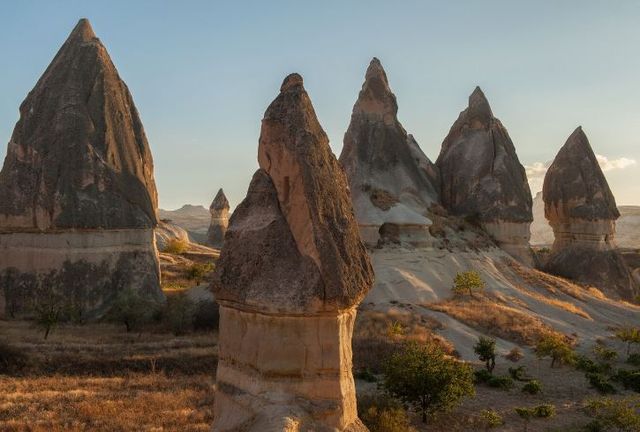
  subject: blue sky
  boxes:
[1,1,639,209]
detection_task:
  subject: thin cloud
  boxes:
[525,155,636,194]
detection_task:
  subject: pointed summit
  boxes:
[68,18,97,42]
[436,87,533,264]
[210,188,229,211]
[339,58,440,246]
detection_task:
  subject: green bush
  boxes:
[474,336,497,373]
[586,372,617,394]
[627,353,640,366]
[383,342,475,423]
[357,393,417,432]
[612,369,640,393]
[593,345,618,364]
[582,397,640,431]
[575,354,610,374]
[509,366,532,382]
[452,271,485,297]
[185,262,214,284]
[522,380,542,395]
[535,333,575,368]
[477,409,504,430]
[474,368,493,384]
[487,375,514,390]
[106,287,158,332]
[533,404,555,418]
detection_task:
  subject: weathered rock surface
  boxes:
[155,220,190,251]
[340,58,439,246]
[0,19,162,318]
[212,74,374,431]
[436,87,533,264]
[543,127,638,299]
[206,188,229,248]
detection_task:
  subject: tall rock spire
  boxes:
[339,58,440,246]
[206,188,230,248]
[543,127,637,299]
[212,73,373,431]
[436,87,533,264]
[0,19,162,319]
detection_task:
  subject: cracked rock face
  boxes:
[212,74,373,432]
[0,19,162,318]
[206,188,229,248]
[339,58,439,246]
[543,127,638,299]
[436,87,533,263]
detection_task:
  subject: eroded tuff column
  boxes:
[436,87,534,264]
[543,127,638,300]
[212,74,374,432]
[206,188,229,248]
[339,58,440,246]
[0,19,162,318]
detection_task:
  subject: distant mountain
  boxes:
[159,205,210,243]
[530,191,640,249]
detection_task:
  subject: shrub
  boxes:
[575,354,610,374]
[354,368,378,383]
[509,366,532,382]
[383,342,475,423]
[477,409,504,430]
[474,368,493,384]
[612,369,640,393]
[535,333,575,368]
[106,287,157,332]
[487,375,514,390]
[586,372,617,394]
[163,239,188,254]
[594,345,618,364]
[627,353,640,367]
[615,327,640,356]
[522,380,542,395]
[452,271,485,297]
[505,347,524,362]
[164,293,195,335]
[474,336,497,373]
[533,404,556,418]
[582,397,640,431]
[185,262,214,285]
[192,299,219,331]
[357,393,417,432]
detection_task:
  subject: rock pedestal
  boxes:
[0,19,162,318]
[212,74,374,431]
[206,188,229,248]
[436,87,533,264]
[339,58,439,246]
[543,127,638,299]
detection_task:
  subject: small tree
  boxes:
[185,262,214,285]
[107,287,156,332]
[452,271,485,298]
[534,333,574,368]
[32,284,64,340]
[474,336,497,373]
[615,327,640,356]
[383,342,475,423]
[478,409,504,431]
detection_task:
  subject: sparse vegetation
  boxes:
[582,397,640,431]
[509,366,532,382]
[586,372,617,394]
[163,238,189,254]
[506,347,524,362]
[615,327,640,356]
[474,336,497,373]
[382,341,475,423]
[594,344,619,365]
[521,380,542,395]
[534,333,575,368]
[487,374,515,390]
[107,287,158,332]
[164,293,196,336]
[186,262,214,284]
[515,404,556,431]
[357,393,417,432]
[452,271,486,298]
[477,409,504,430]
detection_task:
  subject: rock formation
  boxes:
[0,19,162,318]
[155,220,191,252]
[543,127,638,299]
[339,58,440,246]
[206,188,229,248]
[212,73,374,431]
[436,87,533,264]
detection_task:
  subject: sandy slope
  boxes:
[365,244,640,359]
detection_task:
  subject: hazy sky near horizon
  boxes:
[1,1,639,210]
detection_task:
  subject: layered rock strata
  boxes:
[543,127,638,299]
[340,58,440,246]
[206,188,229,248]
[212,74,374,431]
[436,87,533,264]
[0,19,162,318]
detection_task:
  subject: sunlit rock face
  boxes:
[206,188,229,248]
[436,87,533,264]
[339,58,440,247]
[543,127,638,300]
[212,74,374,432]
[0,19,162,318]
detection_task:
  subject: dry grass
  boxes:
[353,308,454,372]
[160,250,217,292]
[425,298,563,345]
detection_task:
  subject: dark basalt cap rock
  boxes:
[214,73,374,313]
[210,188,229,211]
[339,58,440,219]
[436,87,532,223]
[0,18,158,231]
[543,127,620,221]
